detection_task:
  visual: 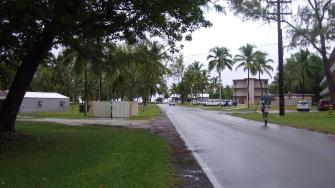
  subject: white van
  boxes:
[205,99,220,106]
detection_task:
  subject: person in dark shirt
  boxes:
[260,95,272,126]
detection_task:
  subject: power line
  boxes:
[183,40,292,58]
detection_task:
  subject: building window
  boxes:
[38,100,43,106]
[60,101,65,106]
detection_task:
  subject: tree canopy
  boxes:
[0,0,217,132]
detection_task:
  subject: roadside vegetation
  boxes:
[179,103,319,112]
[0,121,177,187]
[129,104,161,120]
[233,111,335,134]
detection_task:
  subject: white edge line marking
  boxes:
[166,112,224,188]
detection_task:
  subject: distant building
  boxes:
[272,93,313,106]
[0,91,69,113]
[233,78,268,105]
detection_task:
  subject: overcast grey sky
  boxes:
[175,6,293,86]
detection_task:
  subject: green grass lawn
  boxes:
[0,121,177,188]
[129,104,161,120]
[232,111,335,134]
[19,105,91,119]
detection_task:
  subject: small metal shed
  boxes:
[20,92,70,113]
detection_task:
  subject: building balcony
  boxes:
[233,85,247,89]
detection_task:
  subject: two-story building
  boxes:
[319,59,335,99]
[233,78,268,105]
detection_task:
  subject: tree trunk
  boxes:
[98,73,102,101]
[247,69,250,108]
[219,72,222,101]
[259,72,263,96]
[0,32,55,132]
[302,72,305,100]
[84,69,88,116]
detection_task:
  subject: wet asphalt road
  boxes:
[159,104,335,188]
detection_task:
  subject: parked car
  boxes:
[220,99,227,107]
[226,99,233,106]
[169,100,176,106]
[205,99,220,106]
[296,100,310,111]
[318,99,330,111]
[220,99,233,107]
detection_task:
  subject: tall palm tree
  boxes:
[207,47,233,101]
[234,44,258,108]
[288,49,313,99]
[253,51,273,96]
[187,61,204,99]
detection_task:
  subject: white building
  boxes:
[0,91,70,113]
[233,78,269,105]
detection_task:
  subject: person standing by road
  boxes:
[260,95,272,126]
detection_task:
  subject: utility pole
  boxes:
[267,0,291,116]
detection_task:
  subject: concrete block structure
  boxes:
[88,101,138,118]
[233,78,268,105]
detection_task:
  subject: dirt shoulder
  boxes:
[152,112,213,188]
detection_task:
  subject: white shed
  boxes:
[20,92,70,113]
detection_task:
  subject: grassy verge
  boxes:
[232,111,335,134]
[18,105,91,119]
[129,104,161,120]
[0,121,177,188]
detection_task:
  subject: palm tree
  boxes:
[209,76,220,98]
[253,51,273,96]
[136,42,170,106]
[234,44,258,108]
[288,49,313,99]
[187,61,204,99]
[207,47,233,101]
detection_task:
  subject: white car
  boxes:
[297,100,309,111]
[169,100,176,106]
[205,99,220,106]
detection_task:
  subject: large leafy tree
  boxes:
[229,0,335,105]
[169,55,185,84]
[0,0,214,132]
[286,49,315,99]
[269,50,323,100]
[207,46,234,101]
[234,43,258,108]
